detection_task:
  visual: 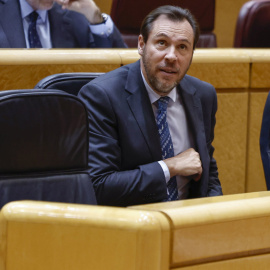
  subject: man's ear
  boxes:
[138,35,145,56]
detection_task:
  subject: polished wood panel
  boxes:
[247,91,268,192]
[132,191,270,268]
[3,193,270,270]
[214,90,248,194]
[190,49,250,88]
[244,49,270,192]
[176,254,270,270]
[249,50,270,88]
[0,201,170,270]
[0,64,119,90]
[0,49,121,90]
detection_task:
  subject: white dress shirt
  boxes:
[141,70,194,199]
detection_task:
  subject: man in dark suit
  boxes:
[78,5,223,207]
[0,0,126,48]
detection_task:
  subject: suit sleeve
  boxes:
[207,87,223,196]
[78,83,168,207]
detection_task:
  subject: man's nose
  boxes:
[164,46,177,62]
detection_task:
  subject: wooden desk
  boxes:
[2,192,270,269]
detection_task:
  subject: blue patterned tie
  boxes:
[156,97,178,201]
[28,11,42,48]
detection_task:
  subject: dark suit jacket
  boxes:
[260,91,270,190]
[78,60,223,207]
[0,0,126,48]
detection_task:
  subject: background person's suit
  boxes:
[0,0,126,48]
[78,60,222,207]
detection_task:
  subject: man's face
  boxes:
[138,15,194,96]
[26,0,54,10]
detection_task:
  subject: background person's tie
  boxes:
[28,11,42,48]
[156,96,178,201]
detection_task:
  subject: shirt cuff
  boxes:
[158,160,171,183]
[89,14,114,37]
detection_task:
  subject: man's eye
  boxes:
[179,44,187,50]
[158,40,166,46]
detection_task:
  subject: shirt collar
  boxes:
[19,0,48,23]
[140,69,177,104]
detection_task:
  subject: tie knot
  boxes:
[157,96,170,112]
[28,11,39,23]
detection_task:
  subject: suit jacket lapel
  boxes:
[0,0,26,48]
[179,77,210,172]
[125,61,162,161]
[49,3,74,48]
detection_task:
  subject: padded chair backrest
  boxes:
[0,89,97,208]
[234,0,270,47]
[260,91,270,190]
[35,72,104,95]
[110,0,217,48]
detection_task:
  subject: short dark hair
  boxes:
[140,5,200,50]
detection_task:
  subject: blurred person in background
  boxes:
[0,0,127,48]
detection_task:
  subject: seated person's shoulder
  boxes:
[182,75,216,96]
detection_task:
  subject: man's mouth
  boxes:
[159,68,178,74]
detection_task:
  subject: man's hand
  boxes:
[55,0,103,24]
[164,148,202,181]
